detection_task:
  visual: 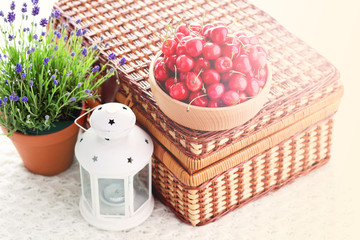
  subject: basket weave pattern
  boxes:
[55,0,340,160]
[152,117,333,226]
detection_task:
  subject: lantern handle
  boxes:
[74,107,96,132]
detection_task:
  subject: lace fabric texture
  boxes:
[0,132,352,240]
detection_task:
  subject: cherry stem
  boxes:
[230,70,246,76]
[186,94,208,112]
[192,69,203,84]
[174,65,178,85]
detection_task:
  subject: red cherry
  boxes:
[193,57,210,74]
[165,55,177,72]
[169,82,189,100]
[155,57,164,66]
[235,31,247,37]
[180,36,192,44]
[208,100,219,108]
[252,52,266,69]
[201,24,214,36]
[220,72,233,83]
[222,44,240,58]
[222,90,240,106]
[175,32,185,43]
[229,74,247,91]
[189,91,208,107]
[176,44,187,55]
[255,67,267,88]
[161,38,177,56]
[165,77,175,91]
[248,46,259,66]
[238,36,250,46]
[213,21,226,27]
[186,72,203,92]
[207,83,225,100]
[179,72,188,82]
[189,23,202,33]
[176,55,195,72]
[202,69,221,85]
[210,26,228,44]
[233,55,252,75]
[215,57,233,73]
[203,42,222,59]
[154,62,168,81]
[248,36,259,45]
[238,91,248,103]
[185,38,203,57]
[176,24,190,36]
[257,46,267,58]
[246,78,260,96]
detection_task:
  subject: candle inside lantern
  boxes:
[103,183,125,204]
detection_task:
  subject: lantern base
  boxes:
[79,196,154,231]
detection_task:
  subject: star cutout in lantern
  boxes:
[105,138,110,141]
[127,157,133,163]
[98,107,102,110]
[109,119,115,125]
[80,138,83,142]
[92,156,98,162]
[123,106,127,110]
[145,139,149,144]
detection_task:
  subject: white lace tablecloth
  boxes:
[1,0,359,239]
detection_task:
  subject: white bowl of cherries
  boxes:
[149,21,272,131]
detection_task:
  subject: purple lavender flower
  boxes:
[31,47,35,52]
[0,99,3,107]
[109,68,114,73]
[63,35,68,41]
[16,63,22,73]
[0,11,3,17]
[100,35,104,41]
[51,74,56,79]
[8,35,13,41]
[92,45,98,50]
[28,66,32,70]
[21,96,28,102]
[40,18,47,27]
[21,73,26,78]
[33,34,38,40]
[82,29,88,35]
[71,52,75,57]
[21,3,27,13]
[104,42,109,48]
[69,97,76,102]
[119,57,126,66]
[54,10,60,18]
[108,52,116,60]
[56,32,61,38]
[82,48,87,56]
[7,12,15,23]
[32,6,39,16]
[29,80,33,87]
[45,115,49,120]
[53,80,58,85]
[4,80,8,85]
[70,31,74,36]
[77,82,82,88]
[76,29,82,37]
[92,66,100,73]
[32,0,39,5]
[75,19,81,24]
[9,93,19,102]
[50,54,54,59]
[84,89,91,94]
[3,97,8,103]
[66,17,70,22]
[26,49,31,54]
[42,57,49,65]
[41,31,46,36]
[10,1,15,11]
[54,46,58,51]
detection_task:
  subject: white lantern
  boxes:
[74,102,154,231]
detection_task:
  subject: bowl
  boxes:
[148,52,272,131]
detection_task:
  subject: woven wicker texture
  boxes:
[54,0,342,165]
[152,116,334,226]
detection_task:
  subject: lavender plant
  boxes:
[0,1,121,135]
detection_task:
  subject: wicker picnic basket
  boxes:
[55,0,343,226]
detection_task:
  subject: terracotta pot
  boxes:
[1,109,85,176]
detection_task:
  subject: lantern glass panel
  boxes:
[81,166,92,208]
[133,164,150,212]
[98,178,126,216]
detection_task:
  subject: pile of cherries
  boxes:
[154,22,268,107]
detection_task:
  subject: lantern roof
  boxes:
[75,103,153,176]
